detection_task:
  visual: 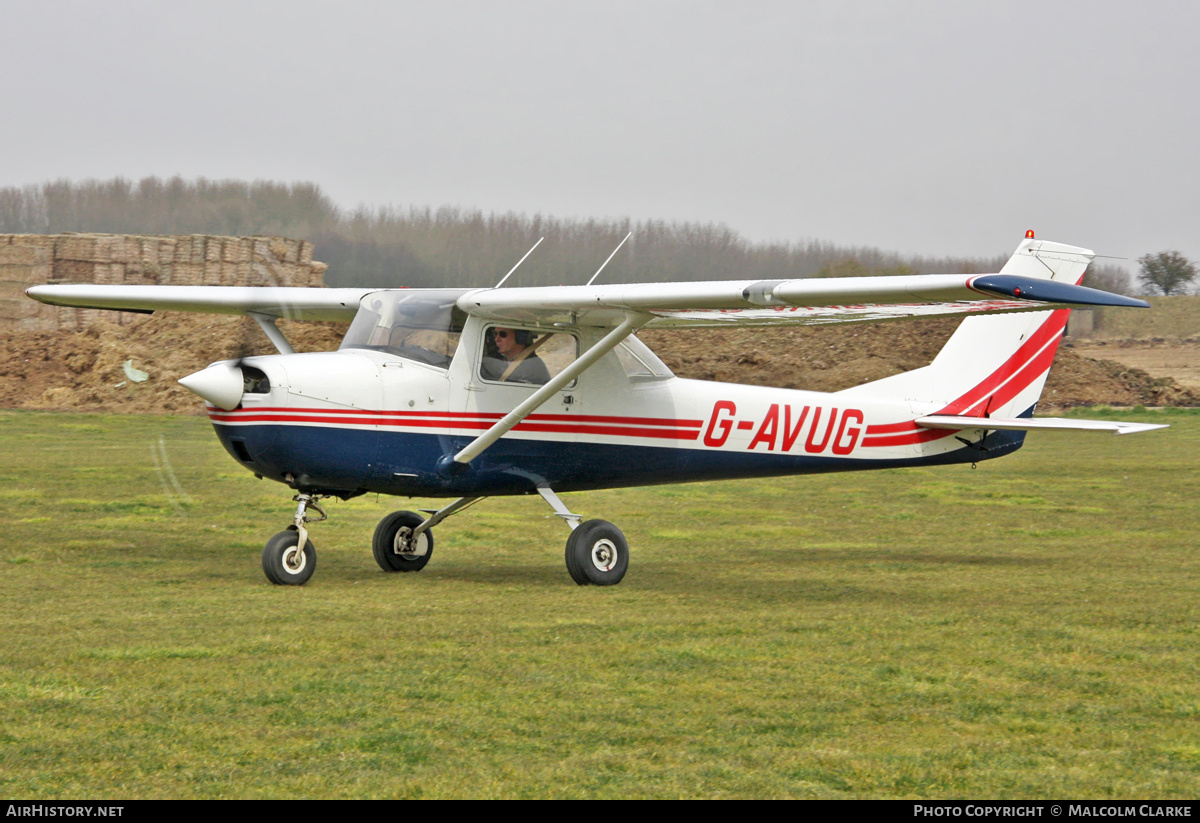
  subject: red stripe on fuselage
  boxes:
[210,406,703,428]
[864,420,922,435]
[207,408,703,441]
[860,428,950,448]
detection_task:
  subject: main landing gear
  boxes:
[260,487,630,587]
[372,511,434,572]
[537,487,629,586]
[371,496,482,575]
[563,519,629,586]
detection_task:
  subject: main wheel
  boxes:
[373,511,434,572]
[564,519,629,586]
[262,529,317,586]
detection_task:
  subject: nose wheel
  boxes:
[262,529,317,585]
[261,492,327,586]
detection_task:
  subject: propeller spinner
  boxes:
[178,362,245,411]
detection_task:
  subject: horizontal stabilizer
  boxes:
[915,415,1168,436]
[967,275,1149,308]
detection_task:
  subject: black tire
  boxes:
[373,511,434,572]
[564,519,629,586]
[262,530,317,586]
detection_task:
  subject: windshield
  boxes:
[339,289,468,368]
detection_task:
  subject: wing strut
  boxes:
[249,312,296,355]
[444,313,650,469]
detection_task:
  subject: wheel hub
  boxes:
[590,539,617,572]
[283,545,307,574]
[393,526,427,559]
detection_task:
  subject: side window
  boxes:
[614,342,656,377]
[480,327,578,386]
[614,336,674,380]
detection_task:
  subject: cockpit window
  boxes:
[340,290,467,369]
[480,326,578,387]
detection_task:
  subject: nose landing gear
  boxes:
[261,493,327,586]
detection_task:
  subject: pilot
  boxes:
[482,327,551,385]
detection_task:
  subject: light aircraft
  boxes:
[27,232,1164,587]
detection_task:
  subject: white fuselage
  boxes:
[204,315,1023,498]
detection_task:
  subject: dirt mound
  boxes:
[640,319,965,394]
[1,312,1196,414]
[0,314,344,414]
[1065,337,1200,396]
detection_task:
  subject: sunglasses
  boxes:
[493,330,512,339]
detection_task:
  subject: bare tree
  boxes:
[1083,263,1133,295]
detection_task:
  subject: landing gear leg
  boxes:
[538,486,629,587]
[262,493,328,586]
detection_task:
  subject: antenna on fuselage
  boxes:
[494,236,544,288]
[586,231,632,286]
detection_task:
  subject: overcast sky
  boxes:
[2,0,1197,267]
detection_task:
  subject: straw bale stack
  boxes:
[0,233,328,331]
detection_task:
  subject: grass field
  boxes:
[1,409,1196,799]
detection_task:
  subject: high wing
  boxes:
[459,272,1147,328]
[24,284,374,322]
[24,236,1164,484]
[460,238,1146,327]
[28,275,1143,330]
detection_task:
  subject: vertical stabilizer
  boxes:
[845,236,1095,418]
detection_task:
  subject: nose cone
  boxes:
[178,362,244,411]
